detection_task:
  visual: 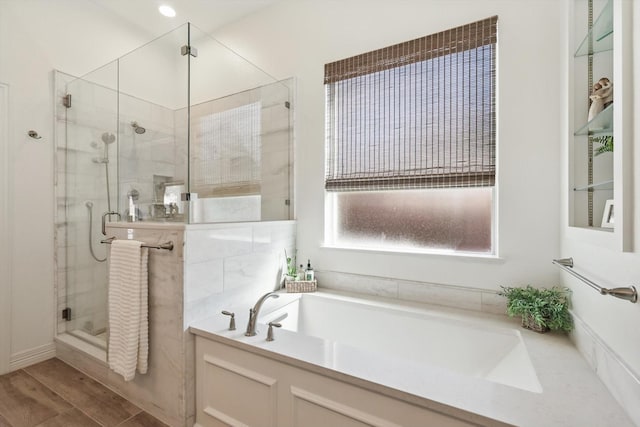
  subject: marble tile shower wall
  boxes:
[175,78,293,223]
[260,85,293,221]
[255,79,293,221]
[67,223,189,427]
[118,95,177,220]
[191,195,261,223]
[184,221,296,328]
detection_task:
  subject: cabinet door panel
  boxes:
[291,386,397,427]
[200,355,277,427]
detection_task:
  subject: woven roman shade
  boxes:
[324,16,497,192]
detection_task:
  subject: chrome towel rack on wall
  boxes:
[552,258,637,303]
[101,236,174,251]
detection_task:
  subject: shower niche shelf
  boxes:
[573,179,613,192]
[574,0,613,57]
[573,103,613,136]
[570,0,614,232]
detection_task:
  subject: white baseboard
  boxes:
[570,312,640,426]
[9,342,56,371]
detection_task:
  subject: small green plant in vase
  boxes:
[594,135,613,156]
[284,249,297,280]
[498,285,573,333]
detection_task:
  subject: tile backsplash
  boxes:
[315,270,507,315]
[184,221,296,328]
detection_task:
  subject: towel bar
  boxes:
[101,236,174,251]
[553,258,637,303]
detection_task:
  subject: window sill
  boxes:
[320,244,504,262]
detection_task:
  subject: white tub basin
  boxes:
[260,292,542,393]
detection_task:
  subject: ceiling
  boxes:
[88,0,280,38]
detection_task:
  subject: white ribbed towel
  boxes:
[107,240,149,381]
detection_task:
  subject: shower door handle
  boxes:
[101,211,122,235]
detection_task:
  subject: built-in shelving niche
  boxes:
[569,0,633,252]
[570,0,613,232]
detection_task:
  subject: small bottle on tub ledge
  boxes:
[305,260,314,281]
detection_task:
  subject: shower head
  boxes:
[101,132,116,144]
[127,188,140,200]
[85,201,94,208]
[131,121,146,134]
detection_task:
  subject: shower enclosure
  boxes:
[54,23,293,348]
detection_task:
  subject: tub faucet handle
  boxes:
[266,322,281,342]
[221,311,236,331]
[245,292,280,336]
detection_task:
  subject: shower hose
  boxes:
[86,201,106,263]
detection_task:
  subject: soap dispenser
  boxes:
[305,259,314,281]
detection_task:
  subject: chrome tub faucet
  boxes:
[245,291,279,336]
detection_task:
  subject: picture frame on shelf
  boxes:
[601,199,614,228]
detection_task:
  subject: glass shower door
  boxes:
[56,62,118,348]
[56,24,191,349]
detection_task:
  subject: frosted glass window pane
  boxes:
[330,188,493,253]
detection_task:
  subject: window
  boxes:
[324,17,497,254]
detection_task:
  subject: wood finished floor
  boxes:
[0,358,168,427]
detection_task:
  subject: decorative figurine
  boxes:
[588,77,613,121]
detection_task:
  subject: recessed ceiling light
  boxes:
[158,5,176,18]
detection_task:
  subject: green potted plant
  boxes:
[594,135,613,156]
[498,285,573,333]
[284,249,297,281]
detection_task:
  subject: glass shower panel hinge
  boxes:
[181,192,198,201]
[181,45,198,57]
[62,307,71,321]
[63,94,72,108]
[285,101,291,109]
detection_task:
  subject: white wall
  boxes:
[214,0,564,289]
[0,0,151,365]
[0,82,10,374]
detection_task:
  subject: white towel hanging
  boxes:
[107,239,149,381]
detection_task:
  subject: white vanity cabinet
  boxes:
[193,336,503,427]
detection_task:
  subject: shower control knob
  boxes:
[266,322,282,342]
[221,311,236,331]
